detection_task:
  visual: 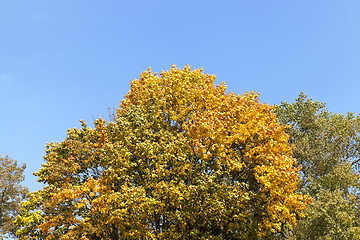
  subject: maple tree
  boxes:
[0,155,28,239]
[274,93,360,239]
[15,65,311,239]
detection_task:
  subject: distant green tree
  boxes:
[0,155,28,239]
[274,93,360,239]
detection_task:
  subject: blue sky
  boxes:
[1,0,360,191]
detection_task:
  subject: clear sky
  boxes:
[1,0,360,192]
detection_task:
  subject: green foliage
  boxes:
[274,92,360,239]
[0,155,28,239]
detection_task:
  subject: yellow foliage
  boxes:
[15,65,312,239]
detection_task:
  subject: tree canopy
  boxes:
[0,155,28,239]
[15,65,311,239]
[274,93,360,239]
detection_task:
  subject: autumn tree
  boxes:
[16,65,311,240]
[274,93,360,239]
[0,155,28,239]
